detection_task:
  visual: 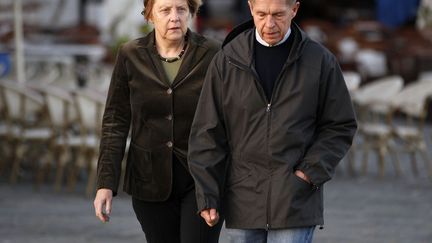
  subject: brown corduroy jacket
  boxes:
[96,29,220,201]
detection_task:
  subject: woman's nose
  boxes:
[169,10,180,22]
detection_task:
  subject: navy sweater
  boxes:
[254,33,294,100]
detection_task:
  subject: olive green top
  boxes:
[161,58,183,84]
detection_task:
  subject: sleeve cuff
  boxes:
[196,196,219,214]
[96,180,118,197]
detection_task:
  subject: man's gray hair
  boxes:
[249,0,297,4]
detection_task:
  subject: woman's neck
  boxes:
[155,36,185,58]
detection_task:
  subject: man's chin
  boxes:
[265,39,281,46]
[263,36,282,45]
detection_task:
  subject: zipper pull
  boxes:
[266,223,270,231]
[266,103,271,112]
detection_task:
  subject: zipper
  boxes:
[265,65,278,231]
[266,101,272,230]
[229,57,274,230]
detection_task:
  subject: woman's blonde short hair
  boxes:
[142,0,202,20]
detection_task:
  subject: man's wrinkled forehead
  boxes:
[249,0,296,5]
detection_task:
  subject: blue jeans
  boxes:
[226,226,315,243]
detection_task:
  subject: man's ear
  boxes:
[291,1,300,18]
[247,0,254,16]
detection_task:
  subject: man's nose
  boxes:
[265,15,275,28]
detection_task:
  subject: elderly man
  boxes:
[188,0,357,242]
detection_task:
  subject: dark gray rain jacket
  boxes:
[188,22,357,229]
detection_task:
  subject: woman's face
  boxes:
[150,0,190,43]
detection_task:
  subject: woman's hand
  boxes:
[94,188,113,223]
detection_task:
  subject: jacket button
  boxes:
[167,88,173,95]
[166,115,173,121]
[166,141,173,148]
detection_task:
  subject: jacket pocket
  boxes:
[225,158,252,187]
[286,172,314,199]
[129,143,153,182]
[282,172,318,217]
[270,171,323,226]
[291,173,313,189]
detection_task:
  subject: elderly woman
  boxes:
[93,0,222,242]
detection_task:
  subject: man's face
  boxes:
[248,0,299,45]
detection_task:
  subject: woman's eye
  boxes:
[160,8,170,14]
[178,7,189,15]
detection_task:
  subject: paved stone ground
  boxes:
[1,126,432,243]
[1,169,431,243]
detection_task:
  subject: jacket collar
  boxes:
[136,29,211,87]
[255,28,291,47]
[222,22,309,68]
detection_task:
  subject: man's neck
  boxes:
[255,28,291,47]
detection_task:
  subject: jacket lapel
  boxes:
[136,30,210,88]
[137,31,171,87]
[172,30,209,88]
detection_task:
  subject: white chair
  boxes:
[352,75,404,177]
[0,80,52,184]
[85,64,112,95]
[341,71,361,174]
[353,75,404,116]
[34,84,81,191]
[71,88,106,196]
[388,81,432,178]
[355,49,388,79]
[25,55,75,86]
[343,71,362,93]
[419,71,432,83]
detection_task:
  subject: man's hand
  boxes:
[94,188,113,223]
[200,208,219,227]
[295,170,311,184]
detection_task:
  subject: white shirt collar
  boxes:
[255,28,291,47]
